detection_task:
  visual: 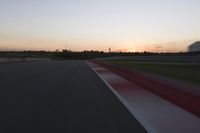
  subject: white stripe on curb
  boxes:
[87,61,200,133]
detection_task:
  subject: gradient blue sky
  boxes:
[0,0,200,52]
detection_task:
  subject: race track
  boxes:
[0,61,146,133]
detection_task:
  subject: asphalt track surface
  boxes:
[0,61,146,133]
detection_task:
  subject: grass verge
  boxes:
[102,60,200,85]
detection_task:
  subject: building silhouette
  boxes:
[188,41,200,52]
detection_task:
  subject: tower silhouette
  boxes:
[109,47,111,53]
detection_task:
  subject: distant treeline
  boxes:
[0,50,199,59]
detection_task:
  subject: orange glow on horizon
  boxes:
[0,37,196,53]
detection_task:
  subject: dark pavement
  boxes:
[0,61,146,133]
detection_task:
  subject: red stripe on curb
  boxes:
[90,60,200,118]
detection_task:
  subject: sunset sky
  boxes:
[0,0,200,52]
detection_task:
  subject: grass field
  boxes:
[102,59,200,85]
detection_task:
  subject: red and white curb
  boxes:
[87,61,200,133]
